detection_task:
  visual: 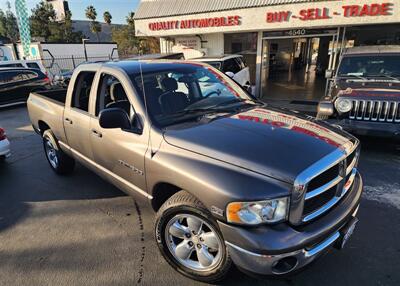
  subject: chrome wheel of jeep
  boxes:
[44,138,58,169]
[165,214,223,272]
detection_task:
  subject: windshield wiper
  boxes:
[343,74,369,81]
[370,73,400,81]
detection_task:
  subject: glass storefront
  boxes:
[256,24,400,105]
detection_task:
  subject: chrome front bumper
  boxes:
[226,206,359,276]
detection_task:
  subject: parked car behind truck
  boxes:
[318,45,400,138]
[0,68,51,108]
[28,60,363,283]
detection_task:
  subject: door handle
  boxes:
[65,118,73,124]
[91,129,103,138]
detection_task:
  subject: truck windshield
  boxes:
[131,64,256,127]
[337,55,400,78]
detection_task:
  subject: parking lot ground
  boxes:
[0,106,399,286]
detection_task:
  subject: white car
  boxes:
[0,128,11,161]
[191,55,251,92]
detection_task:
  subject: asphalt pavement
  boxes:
[0,106,399,286]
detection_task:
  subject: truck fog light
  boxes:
[335,98,353,113]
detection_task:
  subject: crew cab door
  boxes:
[63,70,96,160]
[89,70,149,195]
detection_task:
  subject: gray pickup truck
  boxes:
[28,60,363,283]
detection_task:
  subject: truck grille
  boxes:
[290,142,360,225]
[349,100,400,122]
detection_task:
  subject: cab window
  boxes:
[71,71,95,112]
[96,73,140,131]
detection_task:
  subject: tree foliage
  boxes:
[30,1,56,41]
[30,1,84,43]
[112,11,159,57]
[0,2,20,42]
[85,5,101,42]
[103,11,112,25]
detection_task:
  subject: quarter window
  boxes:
[26,62,41,70]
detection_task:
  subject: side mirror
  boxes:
[325,70,334,79]
[99,108,132,130]
[225,71,235,78]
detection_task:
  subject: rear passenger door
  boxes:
[63,70,96,160]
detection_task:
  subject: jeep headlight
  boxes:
[335,98,352,113]
[226,197,289,225]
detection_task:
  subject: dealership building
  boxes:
[134,0,400,105]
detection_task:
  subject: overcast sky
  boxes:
[0,0,140,24]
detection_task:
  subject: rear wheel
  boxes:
[155,191,232,283]
[43,130,75,175]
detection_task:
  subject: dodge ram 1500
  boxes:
[28,60,363,283]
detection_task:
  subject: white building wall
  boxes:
[161,33,224,59]
[202,33,224,57]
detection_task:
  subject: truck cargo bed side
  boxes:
[27,89,68,144]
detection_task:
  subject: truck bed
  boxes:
[27,88,68,143]
[32,89,68,104]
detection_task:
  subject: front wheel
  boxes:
[155,191,232,283]
[43,130,75,175]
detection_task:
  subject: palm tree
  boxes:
[126,12,135,28]
[85,5,97,21]
[85,5,101,42]
[103,11,112,25]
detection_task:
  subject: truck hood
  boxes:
[164,107,354,183]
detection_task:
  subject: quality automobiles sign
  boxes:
[148,16,241,31]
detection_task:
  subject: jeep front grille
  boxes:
[349,100,400,122]
[289,141,360,225]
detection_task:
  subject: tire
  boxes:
[42,130,75,175]
[155,191,232,283]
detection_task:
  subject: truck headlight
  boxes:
[226,197,289,225]
[335,98,352,113]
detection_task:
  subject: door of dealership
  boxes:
[260,28,342,106]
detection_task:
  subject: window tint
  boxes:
[223,58,241,74]
[0,63,24,68]
[26,62,41,70]
[96,73,130,116]
[71,71,96,112]
[0,70,37,84]
[0,72,14,85]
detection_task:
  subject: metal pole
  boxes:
[83,39,88,61]
[331,27,340,71]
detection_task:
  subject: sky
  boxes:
[0,0,140,24]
